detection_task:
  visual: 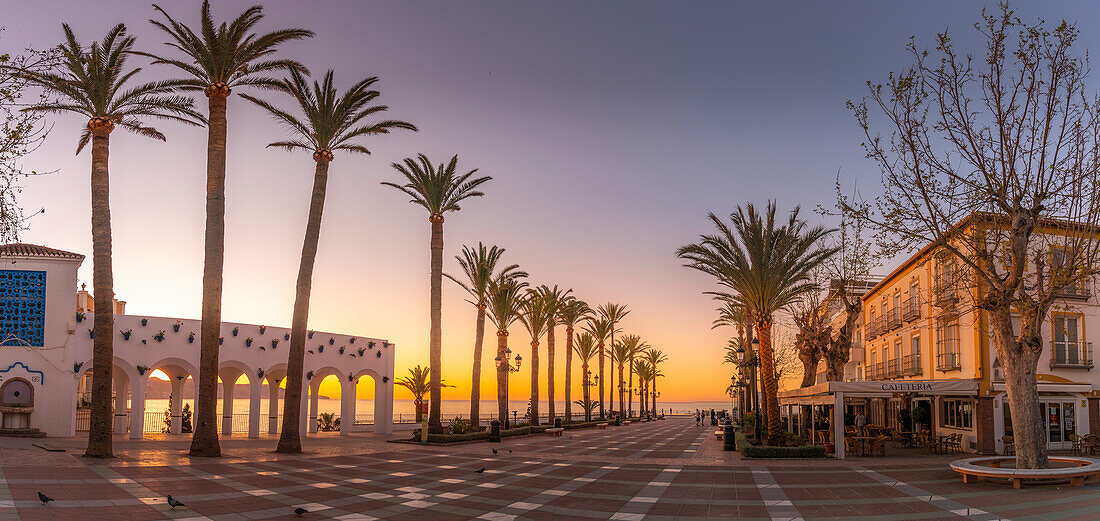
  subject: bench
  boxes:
[597,423,608,430]
[546,428,564,437]
[622,421,631,425]
[715,430,724,440]
[950,456,1100,489]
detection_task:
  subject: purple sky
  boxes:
[7,1,1100,400]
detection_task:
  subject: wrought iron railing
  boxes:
[1050,340,1093,370]
[902,296,921,321]
[887,308,901,331]
[901,353,922,376]
[936,339,961,371]
[885,358,900,379]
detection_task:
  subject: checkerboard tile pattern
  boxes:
[5,418,1100,520]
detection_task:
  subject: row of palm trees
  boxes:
[10,1,505,457]
[448,248,667,426]
[678,202,837,446]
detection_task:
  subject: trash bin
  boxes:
[614,416,621,426]
[554,417,562,428]
[723,420,735,451]
[489,420,501,443]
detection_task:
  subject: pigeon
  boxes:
[167,495,184,509]
[491,448,498,454]
[508,449,512,453]
[37,492,53,505]
[295,507,308,516]
[474,467,486,475]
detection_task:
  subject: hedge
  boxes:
[419,421,602,443]
[735,431,825,459]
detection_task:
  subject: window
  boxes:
[942,399,973,429]
[935,254,959,302]
[0,270,46,346]
[1052,314,1083,365]
[936,319,961,371]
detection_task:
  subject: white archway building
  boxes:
[0,243,395,438]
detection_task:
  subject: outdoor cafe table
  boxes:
[848,436,877,457]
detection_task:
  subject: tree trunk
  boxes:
[618,363,625,417]
[470,304,486,429]
[277,157,330,453]
[546,321,555,423]
[529,340,540,425]
[496,330,508,426]
[598,341,605,419]
[798,348,819,388]
[564,326,573,421]
[650,376,656,416]
[582,362,591,422]
[428,215,445,433]
[85,124,114,459]
[991,309,1048,468]
[755,314,784,446]
[608,349,614,416]
[191,91,229,458]
[628,353,634,416]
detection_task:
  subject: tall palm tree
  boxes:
[16,23,200,458]
[534,285,569,423]
[678,202,837,445]
[242,69,415,453]
[616,334,647,417]
[645,348,668,416]
[395,365,454,423]
[446,244,525,430]
[598,303,629,415]
[611,339,630,417]
[573,332,599,422]
[486,276,528,426]
[519,291,552,425]
[632,359,652,416]
[145,0,313,457]
[383,154,491,433]
[556,297,590,421]
[583,316,614,419]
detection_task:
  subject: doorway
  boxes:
[1044,401,1076,450]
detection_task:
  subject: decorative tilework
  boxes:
[0,270,45,346]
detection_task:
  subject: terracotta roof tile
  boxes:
[0,243,84,259]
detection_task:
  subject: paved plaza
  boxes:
[1,418,1098,520]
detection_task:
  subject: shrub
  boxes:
[449,416,470,435]
[736,431,824,459]
[784,431,805,447]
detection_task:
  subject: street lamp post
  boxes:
[581,370,599,421]
[494,349,522,428]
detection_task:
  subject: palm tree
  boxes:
[678,202,837,445]
[446,244,525,430]
[615,334,647,417]
[632,359,652,416]
[242,69,415,453]
[583,316,615,419]
[534,285,570,423]
[395,365,454,423]
[16,23,200,458]
[573,332,599,422]
[598,303,629,415]
[519,292,552,425]
[486,276,528,426]
[556,297,591,421]
[145,0,313,457]
[645,348,668,416]
[611,339,630,417]
[383,154,491,433]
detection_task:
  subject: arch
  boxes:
[145,357,199,380]
[76,356,140,385]
[218,359,254,379]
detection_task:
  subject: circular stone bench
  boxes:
[950,456,1100,489]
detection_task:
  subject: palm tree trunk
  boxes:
[191,91,229,458]
[608,351,614,416]
[85,124,114,459]
[546,321,555,423]
[598,342,605,419]
[470,304,486,429]
[277,157,330,453]
[564,326,573,421]
[582,362,591,422]
[755,314,783,446]
[496,330,508,427]
[617,362,625,417]
[628,354,634,416]
[428,215,444,433]
[529,340,540,425]
[651,375,656,416]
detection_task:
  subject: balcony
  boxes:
[902,296,921,321]
[1056,284,1091,300]
[934,283,959,307]
[887,308,901,331]
[866,318,877,340]
[901,353,922,376]
[936,339,961,371]
[885,358,900,379]
[876,315,888,336]
[1050,341,1093,370]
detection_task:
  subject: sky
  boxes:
[7,1,1100,403]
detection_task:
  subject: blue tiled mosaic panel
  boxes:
[0,270,45,346]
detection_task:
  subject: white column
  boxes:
[834,392,845,460]
[113,373,129,435]
[248,378,261,438]
[221,385,236,436]
[377,376,394,434]
[128,376,146,439]
[308,378,320,434]
[299,381,309,436]
[340,379,353,436]
[268,380,280,434]
[169,377,184,435]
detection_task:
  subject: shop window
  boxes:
[942,399,973,429]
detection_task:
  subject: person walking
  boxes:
[855,410,866,436]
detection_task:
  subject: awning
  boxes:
[990,382,1092,394]
[779,379,980,405]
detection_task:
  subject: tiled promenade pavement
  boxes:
[1,418,1099,520]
